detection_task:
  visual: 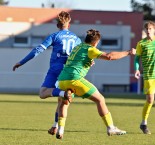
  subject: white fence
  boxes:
[0,71,142,94]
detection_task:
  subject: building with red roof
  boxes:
[0,6,143,93]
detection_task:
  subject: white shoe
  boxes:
[56,127,64,139]
[107,127,126,136]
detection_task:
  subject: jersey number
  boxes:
[62,39,75,55]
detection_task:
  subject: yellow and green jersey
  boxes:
[136,36,155,80]
[58,43,103,80]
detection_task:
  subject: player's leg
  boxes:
[140,95,153,134]
[56,89,73,139]
[88,91,126,136]
[39,87,53,99]
[39,72,71,99]
[39,71,71,136]
[48,97,62,135]
[48,96,72,136]
[57,79,126,139]
[39,71,57,99]
[71,78,126,136]
[140,80,155,134]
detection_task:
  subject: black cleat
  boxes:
[140,125,151,134]
[56,133,63,139]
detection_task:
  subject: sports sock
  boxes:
[52,112,58,128]
[53,122,58,128]
[58,117,66,126]
[101,112,114,128]
[55,112,58,122]
[58,126,64,135]
[141,101,153,125]
[58,117,66,134]
[52,88,65,97]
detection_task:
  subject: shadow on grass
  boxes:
[0,100,147,107]
[0,128,46,132]
[0,100,57,104]
[0,128,89,133]
[0,93,148,107]
[103,93,145,100]
[65,130,89,133]
[127,131,143,135]
[106,102,144,107]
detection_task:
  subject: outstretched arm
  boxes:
[12,35,53,71]
[99,48,136,60]
[13,62,22,71]
[12,45,45,71]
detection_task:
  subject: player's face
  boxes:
[145,25,155,38]
[93,40,100,47]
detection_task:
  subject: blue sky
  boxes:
[8,0,137,11]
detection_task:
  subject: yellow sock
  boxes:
[58,117,66,127]
[101,112,114,127]
[142,101,153,122]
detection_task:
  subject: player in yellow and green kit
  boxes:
[134,21,155,135]
[55,29,136,139]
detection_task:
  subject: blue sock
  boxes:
[55,112,58,122]
[52,88,61,97]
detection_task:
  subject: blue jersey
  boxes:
[19,29,81,71]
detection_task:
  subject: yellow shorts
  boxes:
[58,77,97,98]
[144,79,155,94]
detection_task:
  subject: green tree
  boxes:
[42,0,75,8]
[0,0,9,5]
[130,0,155,20]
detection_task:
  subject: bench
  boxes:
[102,84,130,93]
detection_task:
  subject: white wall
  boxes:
[0,22,131,93]
[0,48,51,93]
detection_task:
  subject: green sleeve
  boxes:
[134,55,140,71]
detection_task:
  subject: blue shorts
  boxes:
[41,69,62,88]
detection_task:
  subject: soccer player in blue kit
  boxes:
[12,11,81,135]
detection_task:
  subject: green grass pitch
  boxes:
[0,93,154,145]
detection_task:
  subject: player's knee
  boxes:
[96,97,106,107]
[58,97,62,102]
[39,94,44,99]
[147,98,154,104]
[39,92,46,99]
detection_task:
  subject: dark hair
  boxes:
[85,29,101,44]
[57,11,71,28]
[144,21,155,29]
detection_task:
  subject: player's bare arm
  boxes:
[13,63,22,71]
[134,70,141,79]
[134,54,140,79]
[99,48,135,60]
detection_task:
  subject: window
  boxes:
[78,36,85,42]
[31,36,44,47]
[14,37,28,44]
[100,37,122,50]
[13,36,30,47]
[102,39,118,46]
